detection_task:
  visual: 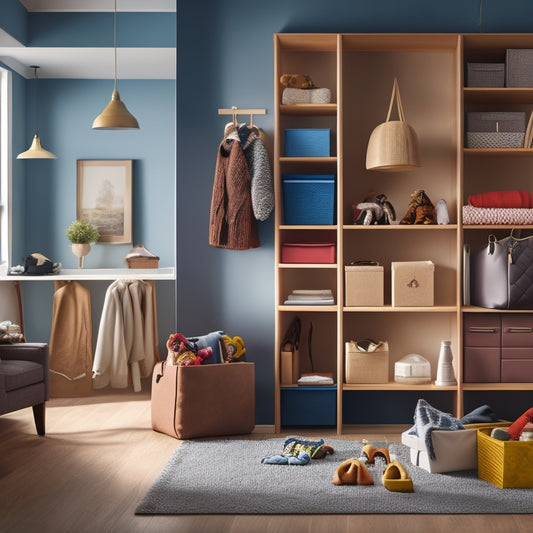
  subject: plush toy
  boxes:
[400,189,437,225]
[353,192,396,225]
[280,73,316,89]
[221,335,246,362]
[166,332,212,366]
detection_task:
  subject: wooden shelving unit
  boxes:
[274,33,533,434]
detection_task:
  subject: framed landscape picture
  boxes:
[76,160,132,244]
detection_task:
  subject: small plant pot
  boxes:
[71,243,91,269]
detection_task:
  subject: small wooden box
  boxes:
[477,427,533,488]
[127,257,159,269]
[345,341,389,384]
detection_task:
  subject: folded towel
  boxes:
[282,88,332,105]
[468,190,533,208]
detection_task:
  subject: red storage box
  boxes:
[281,242,335,264]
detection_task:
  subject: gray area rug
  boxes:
[135,437,532,514]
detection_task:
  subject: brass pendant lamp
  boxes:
[92,0,139,130]
[17,66,57,159]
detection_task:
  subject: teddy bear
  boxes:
[400,189,437,225]
[280,73,316,89]
[353,192,396,225]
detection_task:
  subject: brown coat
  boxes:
[209,139,259,250]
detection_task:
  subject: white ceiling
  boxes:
[0,1,176,79]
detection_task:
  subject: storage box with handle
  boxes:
[466,112,526,148]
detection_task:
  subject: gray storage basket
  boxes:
[467,63,505,87]
[466,111,526,148]
[506,49,533,87]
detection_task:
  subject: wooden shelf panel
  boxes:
[278,304,338,312]
[343,305,457,313]
[462,306,533,314]
[279,224,337,230]
[463,225,533,230]
[278,263,337,269]
[280,104,337,116]
[280,156,337,163]
[464,87,533,104]
[462,383,533,391]
[1,267,176,281]
[343,224,458,230]
[343,383,456,391]
[464,148,533,156]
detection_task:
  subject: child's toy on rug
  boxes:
[166,332,212,366]
[353,192,396,225]
[261,437,334,465]
[400,189,437,225]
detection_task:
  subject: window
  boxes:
[0,66,12,272]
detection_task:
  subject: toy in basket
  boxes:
[125,244,159,268]
[166,333,212,366]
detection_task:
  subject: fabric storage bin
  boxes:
[501,315,533,381]
[467,62,505,87]
[345,341,389,384]
[280,386,336,426]
[282,174,335,225]
[477,427,533,488]
[151,362,255,439]
[285,128,330,157]
[466,112,526,148]
[506,49,533,87]
[281,242,335,264]
[345,264,384,306]
[391,261,434,307]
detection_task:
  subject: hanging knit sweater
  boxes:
[209,139,260,250]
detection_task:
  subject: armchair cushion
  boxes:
[0,360,44,392]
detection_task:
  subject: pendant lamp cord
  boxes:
[113,0,117,92]
[32,66,39,136]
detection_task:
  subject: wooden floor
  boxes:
[0,386,531,533]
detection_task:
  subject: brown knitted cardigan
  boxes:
[209,139,259,250]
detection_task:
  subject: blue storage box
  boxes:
[285,128,330,157]
[281,387,337,426]
[282,174,336,225]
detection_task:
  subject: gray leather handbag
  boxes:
[470,232,533,309]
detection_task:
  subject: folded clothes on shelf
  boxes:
[284,289,334,305]
[462,205,533,225]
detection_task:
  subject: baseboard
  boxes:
[253,425,275,434]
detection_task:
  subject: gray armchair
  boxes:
[0,343,49,435]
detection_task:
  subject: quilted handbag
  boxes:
[470,231,533,309]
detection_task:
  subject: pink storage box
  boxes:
[281,242,335,264]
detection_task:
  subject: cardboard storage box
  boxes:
[281,242,335,264]
[282,174,335,225]
[402,422,507,473]
[466,111,526,148]
[467,62,505,87]
[345,264,384,306]
[345,341,389,384]
[506,49,533,87]
[391,261,434,307]
[477,427,533,488]
[284,128,330,157]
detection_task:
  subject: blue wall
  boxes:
[1,8,176,357]
[177,0,533,425]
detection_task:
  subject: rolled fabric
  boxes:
[468,190,533,208]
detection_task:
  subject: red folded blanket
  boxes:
[468,190,533,208]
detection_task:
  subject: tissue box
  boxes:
[345,341,389,384]
[391,261,434,307]
[285,129,330,157]
[477,427,533,488]
[345,264,384,306]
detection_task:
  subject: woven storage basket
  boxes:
[345,341,389,384]
[366,77,421,171]
[477,427,533,488]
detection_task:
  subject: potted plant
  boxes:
[66,220,100,268]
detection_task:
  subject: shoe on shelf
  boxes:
[361,444,390,465]
[382,460,414,492]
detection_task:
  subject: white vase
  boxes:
[435,340,457,386]
[71,243,91,269]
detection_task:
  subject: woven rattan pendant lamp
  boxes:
[366,78,420,171]
[92,0,139,130]
[17,66,56,159]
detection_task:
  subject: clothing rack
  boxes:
[218,106,266,127]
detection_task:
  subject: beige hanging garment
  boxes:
[49,281,93,397]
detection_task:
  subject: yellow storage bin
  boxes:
[477,427,533,488]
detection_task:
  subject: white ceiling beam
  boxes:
[18,0,176,12]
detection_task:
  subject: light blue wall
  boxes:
[1,8,176,357]
[177,0,533,425]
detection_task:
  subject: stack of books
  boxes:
[284,289,334,305]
